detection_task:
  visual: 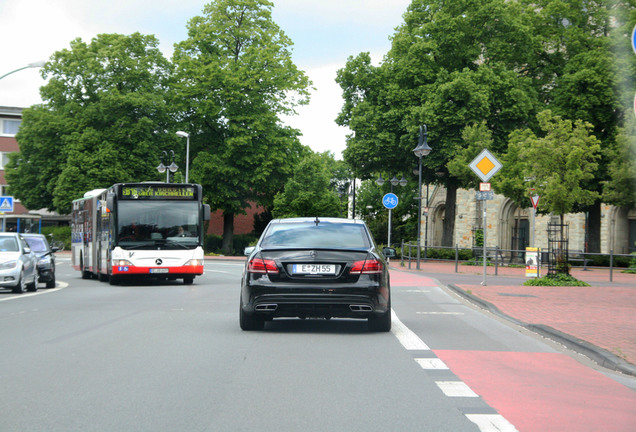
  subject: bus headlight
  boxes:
[185,259,203,266]
[113,259,133,266]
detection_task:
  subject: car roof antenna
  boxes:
[314,216,320,226]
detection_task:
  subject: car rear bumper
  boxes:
[242,284,390,319]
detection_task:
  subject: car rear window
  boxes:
[24,237,48,252]
[260,223,371,249]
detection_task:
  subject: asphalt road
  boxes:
[1,257,635,432]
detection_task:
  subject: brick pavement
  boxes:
[391,259,636,374]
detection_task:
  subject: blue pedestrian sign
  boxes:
[632,23,636,55]
[382,193,398,209]
[0,196,14,212]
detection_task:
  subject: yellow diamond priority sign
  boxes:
[469,149,502,182]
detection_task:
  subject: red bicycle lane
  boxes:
[389,269,636,432]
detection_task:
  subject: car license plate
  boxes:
[292,264,336,275]
[150,268,169,274]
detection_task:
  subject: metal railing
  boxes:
[398,240,635,282]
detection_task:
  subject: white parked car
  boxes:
[0,233,38,293]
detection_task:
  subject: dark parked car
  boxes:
[22,234,58,288]
[240,217,394,332]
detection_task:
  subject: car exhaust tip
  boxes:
[255,304,278,311]
[350,305,373,312]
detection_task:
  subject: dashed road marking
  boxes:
[436,381,479,397]
[415,358,449,370]
[417,311,464,315]
[392,307,518,431]
[466,414,519,432]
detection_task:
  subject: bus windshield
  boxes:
[117,201,201,249]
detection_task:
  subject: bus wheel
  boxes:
[80,256,91,279]
[183,276,194,285]
[109,275,119,285]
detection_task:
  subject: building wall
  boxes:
[423,185,635,255]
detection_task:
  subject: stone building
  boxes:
[423,185,636,256]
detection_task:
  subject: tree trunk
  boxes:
[222,212,234,255]
[587,200,601,253]
[441,183,457,247]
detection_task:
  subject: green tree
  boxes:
[172,0,312,254]
[7,33,175,213]
[507,110,601,274]
[337,0,538,246]
[519,0,635,252]
[272,152,342,218]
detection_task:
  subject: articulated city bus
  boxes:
[72,183,210,285]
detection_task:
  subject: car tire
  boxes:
[240,299,264,331]
[12,270,26,294]
[26,272,38,292]
[46,274,56,289]
[368,308,391,332]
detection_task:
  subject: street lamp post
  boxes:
[176,131,190,183]
[413,125,432,270]
[157,150,178,183]
[376,174,407,247]
[0,61,46,81]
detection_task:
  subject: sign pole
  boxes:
[388,208,392,247]
[482,200,487,286]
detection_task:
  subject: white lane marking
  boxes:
[0,282,68,302]
[390,309,430,351]
[417,311,464,315]
[466,414,519,432]
[436,381,479,397]
[415,358,449,370]
[405,289,430,293]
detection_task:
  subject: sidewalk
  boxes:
[390,259,636,376]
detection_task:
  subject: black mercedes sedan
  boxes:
[240,217,394,332]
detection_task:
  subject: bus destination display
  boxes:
[120,185,196,200]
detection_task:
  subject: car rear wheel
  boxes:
[46,274,56,288]
[240,299,264,331]
[12,270,26,294]
[368,308,391,332]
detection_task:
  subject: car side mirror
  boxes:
[382,247,396,258]
[51,246,60,253]
[244,246,255,256]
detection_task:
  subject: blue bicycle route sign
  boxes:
[382,193,398,209]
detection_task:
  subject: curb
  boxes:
[446,283,636,378]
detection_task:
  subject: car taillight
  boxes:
[350,258,382,274]
[247,257,279,274]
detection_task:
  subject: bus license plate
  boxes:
[150,268,169,274]
[292,264,336,275]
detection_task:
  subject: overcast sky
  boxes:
[0,0,411,158]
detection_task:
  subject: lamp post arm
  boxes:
[0,61,46,81]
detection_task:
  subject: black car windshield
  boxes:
[261,223,371,249]
[24,237,48,252]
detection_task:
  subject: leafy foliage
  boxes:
[272,152,343,218]
[171,0,312,253]
[7,33,175,213]
[524,273,590,287]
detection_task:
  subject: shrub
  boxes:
[523,273,590,286]
[42,225,72,250]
